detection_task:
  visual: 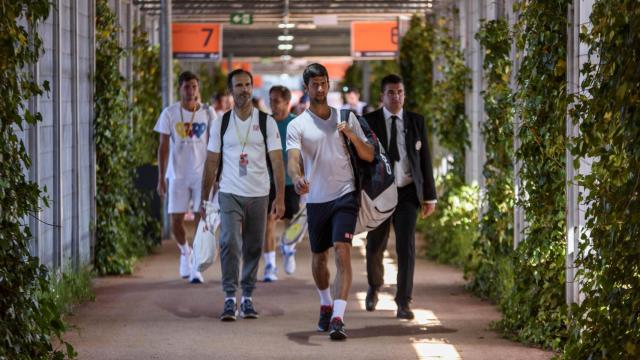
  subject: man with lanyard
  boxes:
[154,71,215,283]
[287,63,374,340]
[364,74,437,320]
[200,69,285,321]
[263,85,300,282]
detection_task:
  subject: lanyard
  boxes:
[234,110,253,153]
[179,104,197,125]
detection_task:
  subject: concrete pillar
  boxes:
[463,0,486,188]
[565,0,594,306]
[506,0,525,248]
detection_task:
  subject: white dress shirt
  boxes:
[383,107,437,204]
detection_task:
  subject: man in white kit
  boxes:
[200,69,285,321]
[287,63,374,340]
[155,71,215,283]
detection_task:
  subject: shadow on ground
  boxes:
[287,324,458,346]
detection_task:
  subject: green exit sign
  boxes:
[230,12,253,25]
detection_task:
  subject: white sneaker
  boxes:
[263,263,278,282]
[281,244,296,275]
[189,270,204,284]
[179,248,192,279]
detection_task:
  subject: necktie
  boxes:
[388,115,400,163]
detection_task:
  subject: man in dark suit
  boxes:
[364,74,437,319]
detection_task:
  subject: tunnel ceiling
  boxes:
[135,0,439,58]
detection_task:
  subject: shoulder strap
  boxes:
[259,111,273,176]
[221,110,231,137]
[216,110,232,182]
[339,109,361,194]
[259,111,268,151]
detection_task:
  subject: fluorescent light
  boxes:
[278,23,295,29]
[278,44,293,50]
[278,35,294,41]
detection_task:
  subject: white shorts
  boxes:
[168,177,202,214]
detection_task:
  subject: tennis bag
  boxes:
[340,109,397,235]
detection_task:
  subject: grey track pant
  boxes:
[218,192,268,298]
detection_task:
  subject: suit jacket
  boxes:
[363,108,437,203]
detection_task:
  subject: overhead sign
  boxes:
[351,21,399,59]
[230,12,253,25]
[172,23,222,60]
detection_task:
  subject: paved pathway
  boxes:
[66,229,551,359]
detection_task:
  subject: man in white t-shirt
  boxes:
[340,86,369,116]
[200,69,285,322]
[154,71,215,283]
[287,63,374,341]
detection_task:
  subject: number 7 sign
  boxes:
[172,23,223,60]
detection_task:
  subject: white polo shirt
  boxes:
[208,107,282,197]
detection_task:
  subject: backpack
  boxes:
[340,109,398,235]
[217,109,271,181]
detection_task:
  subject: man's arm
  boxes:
[200,151,220,217]
[157,134,170,197]
[416,114,437,218]
[287,149,309,195]
[268,150,286,219]
[337,122,374,162]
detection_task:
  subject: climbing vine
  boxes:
[428,14,470,183]
[0,1,75,358]
[416,11,473,267]
[131,24,161,167]
[468,19,515,302]
[563,0,640,358]
[94,0,152,274]
[498,0,570,350]
[197,62,227,105]
[400,14,434,132]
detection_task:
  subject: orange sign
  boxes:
[220,60,252,73]
[172,23,222,60]
[351,21,399,59]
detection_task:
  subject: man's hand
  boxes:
[421,202,436,219]
[337,121,354,140]
[271,195,285,220]
[293,176,310,195]
[157,179,167,198]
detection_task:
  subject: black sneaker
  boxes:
[220,299,237,321]
[329,317,347,340]
[317,305,333,332]
[239,298,259,319]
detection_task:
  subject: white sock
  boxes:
[317,287,332,306]
[332,299,347,320]
[268,251,276,265]
[177,242,190,254]
[283,244,295,254]
[241,296,252,303]
[225,297,236,304]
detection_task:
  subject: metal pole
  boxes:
[362,61,371,105]
[53,0,63,271]
[160,0,172,239]
[28,18,40,259]
[72,0,80,271]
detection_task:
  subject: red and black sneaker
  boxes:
[329,317,347,340]
[317,305,333,332]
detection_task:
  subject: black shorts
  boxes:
[268,184,301,220]
[306,191,358,254]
